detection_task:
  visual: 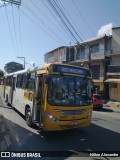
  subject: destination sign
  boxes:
[53,64,91,76]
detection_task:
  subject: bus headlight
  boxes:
[45,113,59,122]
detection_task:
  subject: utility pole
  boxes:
[1,0,21,6]
[17,57,25,69]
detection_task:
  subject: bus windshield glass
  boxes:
[48,75,92,106]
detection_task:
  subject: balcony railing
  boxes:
[108,65,120,73]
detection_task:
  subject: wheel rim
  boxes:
[26,111,31,123]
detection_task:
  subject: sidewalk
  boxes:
[105,101,120,109]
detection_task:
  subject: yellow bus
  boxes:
[2,63,93,131]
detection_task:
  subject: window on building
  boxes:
[28,72,36,91]
[91,65,100,79]
[16,75,22,88]
[70,48,74,61]
[76,47,85,60]
[21,73,28,89]
[89,43,99,53]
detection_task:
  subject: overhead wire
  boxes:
[11,4,19,55]
[40,0,75,43]
[20,7,65,45]
[30,0,70,45]
[52,0,101,60]
[4,2,17,57]
[30,0,66,39]
[53,0,84,42]
[57,0,85,40]
[22,1,67,45]
[72,0,95,36]
[18,6,23,56]
[46,0,79,42]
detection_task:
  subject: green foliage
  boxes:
[4,61,24,73]
[0,69,4,77]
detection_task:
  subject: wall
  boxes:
[91,39,105,60]
[109,83,118,101]
[111,54,120,65]
[112,28,120,54]
[117,83,120,101]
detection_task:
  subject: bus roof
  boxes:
[4,63,91,77]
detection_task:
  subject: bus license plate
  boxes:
[70,121,78,125]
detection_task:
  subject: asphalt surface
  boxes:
[0,97,120,160]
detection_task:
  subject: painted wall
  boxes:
[112,28,120,54]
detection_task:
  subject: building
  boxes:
[44,35,112,99]
[70,35,111,97]
[106,27,120,101]
[44,46,74,64]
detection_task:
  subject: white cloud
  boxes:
[97,23,113,36]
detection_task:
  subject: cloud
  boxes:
[97,23,113,36]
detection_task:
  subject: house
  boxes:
[105,27,120,101]
[44,46,74,64]
[69,35,111,98]
[44,35,112,99]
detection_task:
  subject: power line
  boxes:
[22,1,67,45]
[11,4,19,55]
[17,56,25,69]
[72,0,95,36]
[31,0,74,44]
[18,6,23,56]
[46,0,78,42]
[58,0,85,40]
[53,0,84,42]
[4,2,17,56]
[20,8,65,45]
[40,0,75,43]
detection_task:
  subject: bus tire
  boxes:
[5,94,8,103]
[25,107,33,127]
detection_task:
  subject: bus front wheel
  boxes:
[25,108,33,127]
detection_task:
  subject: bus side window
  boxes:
[28,72,36,91]
[6,77,9,86]
[16,75,22,88]
[13,77,16,90]
[21,73,28,89]
[9,76,13,87]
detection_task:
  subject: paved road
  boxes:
[0,98,120,160]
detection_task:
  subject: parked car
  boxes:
[93,94,103,109]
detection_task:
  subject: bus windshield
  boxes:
[48,75,92,106]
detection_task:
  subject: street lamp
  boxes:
[17,57,25,69]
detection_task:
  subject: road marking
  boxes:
[4,135,11,147]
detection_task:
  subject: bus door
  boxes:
[8,76,14,104]
[9,76,16,104]
[32,75,43,124]
[3,77,6,99]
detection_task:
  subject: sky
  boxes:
[0,0,120,71]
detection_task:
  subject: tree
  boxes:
[0,69,4,77]
[4,61,24,73]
